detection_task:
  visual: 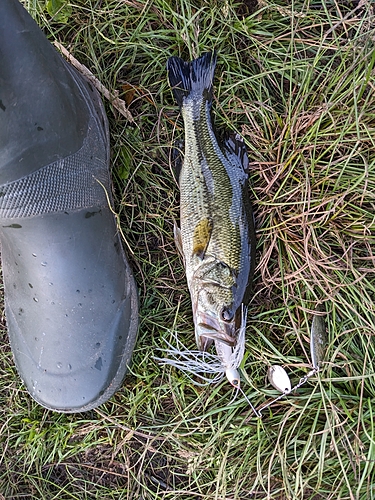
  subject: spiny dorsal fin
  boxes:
[192,217,213,259]
[222,133,249,174]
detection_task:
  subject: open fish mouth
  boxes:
[195,311,237,350]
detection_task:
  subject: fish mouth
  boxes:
[195,311,236,350]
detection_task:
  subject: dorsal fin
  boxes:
[222,133,249,174]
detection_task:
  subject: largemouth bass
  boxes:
[167,52,256,386]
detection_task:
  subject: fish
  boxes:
[165,52,256,386]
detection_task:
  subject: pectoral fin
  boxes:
[192,217,213,259]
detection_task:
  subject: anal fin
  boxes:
[174,222,184,260]
[171,139,184,184]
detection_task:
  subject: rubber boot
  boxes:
[0,0,139,412]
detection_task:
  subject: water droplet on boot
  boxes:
[95,357,102,371]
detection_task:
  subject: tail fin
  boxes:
[167,51,217,107]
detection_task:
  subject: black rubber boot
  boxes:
[0,0,138,412]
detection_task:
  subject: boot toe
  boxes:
[7,286,137,412]
[1,209,138,412]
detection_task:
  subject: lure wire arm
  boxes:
[231,379,261,418]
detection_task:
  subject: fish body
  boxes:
[168,52,256,381]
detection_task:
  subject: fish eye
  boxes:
[221,306,234,322]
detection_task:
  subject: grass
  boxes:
[1,0,375,498]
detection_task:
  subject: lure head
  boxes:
[226,367,241,387]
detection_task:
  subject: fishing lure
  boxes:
[157,307,328,418]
